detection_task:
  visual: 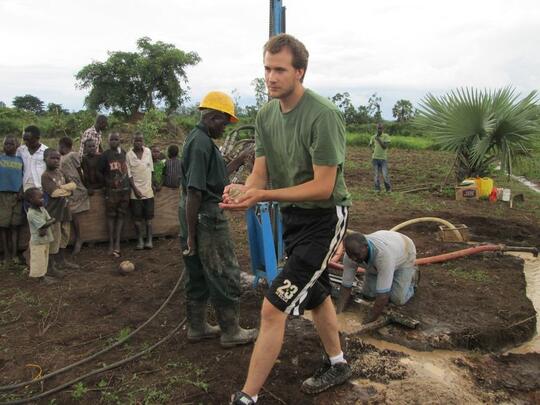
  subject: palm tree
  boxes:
[415,87,539,182]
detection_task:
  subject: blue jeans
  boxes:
[372,159,391,191]
[362,265,417,305]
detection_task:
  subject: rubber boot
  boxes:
[215,305,258,348]
[186,301,220,343]
[47,259,65,279]
[134,221,144,250]
[144,223,153,249]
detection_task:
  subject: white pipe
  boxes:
[390,217,463,242]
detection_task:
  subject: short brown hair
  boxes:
[264,34,309,80]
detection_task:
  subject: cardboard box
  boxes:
[438,224,470,242]
[455,185,478,200]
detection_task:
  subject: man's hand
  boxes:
[221,184,247,204]
[183,236,197,256]
[38,228,47,237]
[220,186,264,211]
[133,188,143,199]
[363,293,390,324]
[363,312,381,324]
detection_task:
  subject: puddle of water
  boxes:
[507,252,540,353]
[512,175,540,193]
[333,311,467,390]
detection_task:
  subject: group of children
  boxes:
[0,127,182,284]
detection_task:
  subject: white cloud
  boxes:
[0,0,538,117]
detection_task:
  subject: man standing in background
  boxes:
[369,123,392,192]
[79,115,107,156]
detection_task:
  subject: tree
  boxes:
[76,37,201,117]
[251,77,268,110]
[0,101,6,109]
[330,92,359,125]
[47,103,69,115]
[415,87,539,181]
[12,94,44,114]
[367,93,382,122]
[392,99,414,122]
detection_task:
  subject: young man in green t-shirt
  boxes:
[369,123,392,192]
[221,34,352,405]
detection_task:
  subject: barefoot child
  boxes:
[59,137,89,255]
[126,133,154,250]
[41,149,79,272]
[99,133,130,257]
[25,187,57,284]
[0,135,24,264]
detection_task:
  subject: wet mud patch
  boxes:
[345,337,409,383]
[457,353,540,403]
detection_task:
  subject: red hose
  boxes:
[328,244,505,272]
[414,244,503,265]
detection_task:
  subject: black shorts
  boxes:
[130,198,155,220]
[266,205,348,315]
[105,191,130,218]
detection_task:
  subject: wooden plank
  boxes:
[6,187,181,251]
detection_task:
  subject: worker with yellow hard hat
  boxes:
[179,91,257,348]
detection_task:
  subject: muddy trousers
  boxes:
[372,159,391,191]
[362,265,417,305]
[179,202,241,308]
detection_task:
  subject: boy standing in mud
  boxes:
[41,149,79,272]
[221,34,351,404]
[99,133,130,257]
[0,135,24,264]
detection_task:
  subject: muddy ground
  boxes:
[1,146,539,404]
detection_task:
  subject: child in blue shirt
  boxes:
[0,135,24,264]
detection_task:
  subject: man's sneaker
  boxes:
[230,391,254,405]
[301,362,352,394]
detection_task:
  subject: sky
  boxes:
[1,0,539,118]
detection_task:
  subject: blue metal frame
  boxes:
[246,202,284,287]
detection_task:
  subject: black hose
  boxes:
[0,267,185,392]
[2,318,187,405]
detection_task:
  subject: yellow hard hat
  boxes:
[199,91,239,123]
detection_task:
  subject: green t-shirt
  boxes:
[181,123,229,204]
[369,133,391,160]
[27,207,54,245]
[255,89,351,209]
[153,159,166,186]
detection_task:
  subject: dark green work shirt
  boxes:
[181,123,229,204]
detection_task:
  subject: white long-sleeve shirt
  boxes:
[16,144,48,190]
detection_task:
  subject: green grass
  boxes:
[346,132,436,150]
[448,267,489,282]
